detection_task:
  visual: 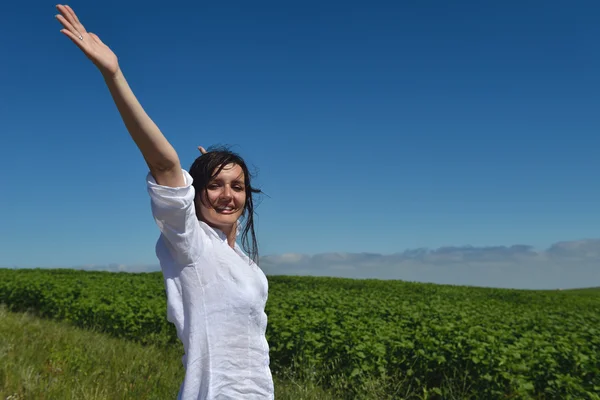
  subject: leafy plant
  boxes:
[1,268,599,399]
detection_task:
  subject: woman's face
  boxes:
[198,163,246,232]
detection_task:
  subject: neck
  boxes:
[221,224,237,248]
[202,218,237,248]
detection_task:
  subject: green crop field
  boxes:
[1,268,599,399]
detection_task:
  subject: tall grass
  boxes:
[0,306,339,400]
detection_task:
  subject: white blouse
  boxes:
[146,169,274,400]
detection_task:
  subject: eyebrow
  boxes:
[209,178,245,185]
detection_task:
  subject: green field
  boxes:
[0,306,335,400]
[1,268,599,399]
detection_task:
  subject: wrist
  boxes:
[101,66,124,82]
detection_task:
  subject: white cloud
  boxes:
[266,253,309,264]
[56,239,600,290]
[259,239,600,290]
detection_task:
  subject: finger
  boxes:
[56,5,76,27]
[55,14,82,39]
[60,28,86,50]
[65,5,82,26]
[198,146,207,154]
[64,5,87,33]
[57,4,86,36]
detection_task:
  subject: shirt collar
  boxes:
[200,221,252,264]
[200,221,241,243]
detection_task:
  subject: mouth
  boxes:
[215,206,237,215]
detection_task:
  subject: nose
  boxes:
[220,185,233,200]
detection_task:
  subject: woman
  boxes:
[55,5,274,399]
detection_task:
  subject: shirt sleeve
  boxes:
[146,168,204,265]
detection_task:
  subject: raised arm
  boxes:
[55,4,184,188]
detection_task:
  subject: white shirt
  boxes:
[146,169,274,400]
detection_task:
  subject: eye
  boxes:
[207,183,220,190]
[233,185,244,192]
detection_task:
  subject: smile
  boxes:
[215,207,236,214]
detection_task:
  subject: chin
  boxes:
[216,217,239,226]
[208,213,241,229]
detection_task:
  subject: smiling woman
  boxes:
[189,147,262,263]
[54,4,273,400]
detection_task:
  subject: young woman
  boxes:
[55,5,274,399]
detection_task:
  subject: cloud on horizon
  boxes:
[11,239,599,290]
[258,239,600,290]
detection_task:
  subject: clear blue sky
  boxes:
[1,0,599,271]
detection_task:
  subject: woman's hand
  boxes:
[55,4,119,78]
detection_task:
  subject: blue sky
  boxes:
[1,1,599,288]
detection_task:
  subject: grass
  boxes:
[0,306,339,400]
